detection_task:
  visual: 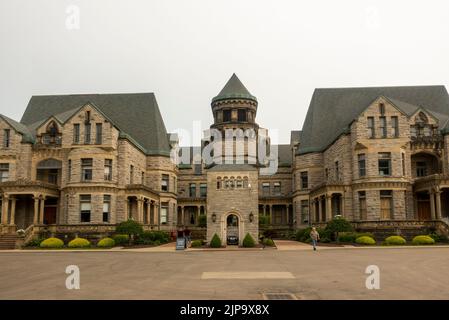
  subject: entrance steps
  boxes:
[0,234,19,250]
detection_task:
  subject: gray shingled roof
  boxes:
[20,93,171,156]
[208,164,257,172]
[212,73,257,103]
[0,114,34,143]
[298,85,449,154]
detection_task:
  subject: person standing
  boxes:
[310,227,320,251]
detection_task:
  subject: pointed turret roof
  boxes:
[212,73,257,103]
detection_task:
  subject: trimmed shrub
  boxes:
[242,233,256,248]
[191,240,203,248]
[210,234,222,248]
[429,233,449,243]
[40,237,64,249]
[263,238,275,246]
[68,238,91,248]
[338,232,357,243]
[355,236,376,245]
[198,214,207,228]
[412,235,435,245]
[26,237,45,247]
[112,234,129,246]
[97,237,115,248]
[384,235,406,246]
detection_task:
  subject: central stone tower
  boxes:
[206,74,259,246]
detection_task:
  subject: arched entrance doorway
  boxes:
[226,214,239,245]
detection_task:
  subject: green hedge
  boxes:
[242,233,256,248]
[355,236,376,245]
[68,238,91,248]
[112,234,129,246]
[263,238,275,246]
[338,232,375,243]
[384,236,406,246]
[412,235,435,245]
[210,234,221,248]
[97,237,115,248]
[40,237,64,248]
[135,231,169,245]
[258,215,270,226]
[191,240,203,247]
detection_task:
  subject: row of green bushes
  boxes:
[38,237,117,249]
[207,233,275,248]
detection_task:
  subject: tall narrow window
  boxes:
[160,203,168,224]
[3,129,10,148]
[300,171,308,189]
[379,103,385,115]
[273,182,281,195]
[378,153,391,176]
[391,116,399,137]
[189,183,196,198]
[358,154,366,177]
[73,124,80,143]
[367,117,375,138]
[81,158,93,181]
[402,153,406,176]
[416,161,427,177]
[103,195,111,223]
[142,171,145,184]
[359,191,367,220]
[161,174,169,191]
[68,160,72,181]
[84,123,91,144]
[410,126,417,138]
[0,163,9,182]
[96,123,103,144]
[262,183,270,196]
[130,165,134,184]
[200,183,207,197]
[301,200,309,223]
[80,195,91,222]
[104,159,112,181]
[379,116,387,138]
[380,190,393,220]
[335,161,340,181]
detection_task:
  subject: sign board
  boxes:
[176,236,186,250]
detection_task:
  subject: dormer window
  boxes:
[379,103,385,115]
[42,121,61,145]
[85,111,91,124]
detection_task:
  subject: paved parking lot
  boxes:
[1,247,449,300]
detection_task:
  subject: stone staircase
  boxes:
[0,234,19,250]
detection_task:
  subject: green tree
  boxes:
[242,233,256,247]
[115,219,144,245]
[210,234,221,248]
[324,216,353,241]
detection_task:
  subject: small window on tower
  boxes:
[223,110,231,122]
[238,109,247,122]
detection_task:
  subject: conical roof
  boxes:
[212,73,257,103]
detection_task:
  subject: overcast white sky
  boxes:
[1,0,449,145]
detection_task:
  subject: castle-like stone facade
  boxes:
[1,75,449,245]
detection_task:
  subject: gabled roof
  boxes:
[20,93,171,156]
[212,73,257,103]
[298,85,449,154]
[0,114,34,143]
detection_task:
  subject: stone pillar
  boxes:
[1,194,9,225]
[137,198,144,223]
[33,196,40,225]
[39,197,46,224]
[317,198,322,222]
[269,205,273,224]
[326,194,332,221]
[429,190,436,220]
[286,204,289,224]
[124,197,129,220]
[181,206,185,226]
[146,200,151,225]
[155,203,160,229]
[339,193,344,216]
[435,191,442,220]
[10,197,17,225]
[197,205,200,225]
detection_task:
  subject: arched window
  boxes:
[229,176,235,188]
[236,176,243,188]
[42,121,61,145]
[217,177,222,189]
[243,177,249,188]
[224,176,230,189]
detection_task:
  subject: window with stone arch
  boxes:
[236,176,243,188]
[223,176,230,189]
[217,177,222,189]
[42,120,61,145]
[229,176,235,188]
[243,176,249,188]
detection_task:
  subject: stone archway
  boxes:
[220,211,245,246]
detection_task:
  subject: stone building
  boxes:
[1,75,449,247]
